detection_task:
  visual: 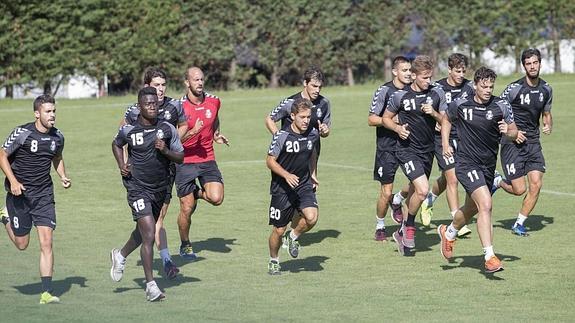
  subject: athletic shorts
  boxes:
[127,188,166,221]
[373,150,400,184]
[456,159,495,195]
[395,149,434,182]
[500,142,546,181]
[269,184,318,228]
[175,160,223,198]
[6,192,56,236]
[434,138,458,171]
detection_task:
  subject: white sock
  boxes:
[393,192,405,205]
[515,213,527,226]
[290,230,299,241]
[493,175,502,188]
[450,210,457,218]
[483,245,495,261]
[146,280,157,289]
[446,224,458,241]
[159,248,171,264]
[427,192,438,205]
[376,216,385,230]
[270,257,279,263]
[116,251,126,263]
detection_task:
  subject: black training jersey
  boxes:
[269,93,331,132]
[447,96,514,166]
[369,81,401,152]
[435,78,475,140]
[267,127,320,194]
[124,96,186,128]
[113,120,183,192]
[2,122,65,197]
[386,84,447,153]
[500,77,552,144]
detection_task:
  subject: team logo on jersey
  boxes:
[156,129,165,139]
[539,93,543,102]
[164,111,171,121]
[486,110,493,120]
[307,140,313,150]
[50,140,56,151]
[205,109,212,119]
[316,108,322,118]
[461,92,468,100]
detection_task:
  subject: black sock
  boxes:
[41,276,52,293]
[406,213,416,227]
[181,240,190,247]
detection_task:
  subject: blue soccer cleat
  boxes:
[511,224,528,237]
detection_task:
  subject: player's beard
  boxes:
[527,70,540,80]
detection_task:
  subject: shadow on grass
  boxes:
[281,256,329,273]
[494,214,553,233]
[440,253,521,280]
[13,276,88,296]
[113,276,200,294]
[192,237,237,253]
[299,230,341,247]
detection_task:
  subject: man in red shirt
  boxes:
[176,67,229,260]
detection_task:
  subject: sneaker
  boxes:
[402,226,416,249]
[268,260,281,275]
[389,202,403,224]
[485,255,504,273]
[491,171,502,195]
[437,224,455,260]
[457,225,472,237]
[0,206,8,225]
[419,199,433,226]
[163,260,180,280]
[374,228,387,241]
[39,291,60,304]
[110,248,126,282]
[392,230,405,256]
[145,281,165,302]
[511,224,528,237]
[286,234,300,258]
[179,243,197,261]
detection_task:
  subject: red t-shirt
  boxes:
[181,93,221,163]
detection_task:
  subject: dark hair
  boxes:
[143,67,167,85]
[33,94,55,111]
[291,97,313,115]
[411,55,433,74]
[392,56,410,69]
[521,48,541,66]
[473,66,497,84]
[303,66,324,83]
[448,53,469,69]
[138,86,158,102]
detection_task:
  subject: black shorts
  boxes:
[127,188,166,221]
[6,193,56,236]
[395,149,434,182]
[434,138,457,171]
[456,159,495,195]
[269,184,318,228]
[175,161,224,198]
[373,150,400,184]
[500,142,546,181]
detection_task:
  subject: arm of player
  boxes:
[542,111,553,135]
[266,155,299,188]
[317,120,330,138]
[155,139,184,164]
[309,146,319,188]
[181,118,203,143]
[440,114,454,158]
[382,110,409,140]
[0,149,25,195]
[112,143,131,177]
[499,120,518,141]
[212,117,229,146]
[177,121,188,142]
[265,115,279,135]
[367,114,384,127]
[52,154,71,189]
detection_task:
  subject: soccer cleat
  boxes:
[491,171,502,195]
[419,199,433,226]
[163,260,180,280]
[437,224,455,260]
[110,248,126,282]
[179,243,198,261]
[0,206,8,225]
[286,234,300,258]
[39,291,60,304]
[145,281,165,302]
[268,260,281,275]
[457,225,472,237]
[374,228,387,241]
[402,226,416,249]
[484,255,504,273]
[389,202,403,224]
[392,230,405,256]
[511,224,528,237]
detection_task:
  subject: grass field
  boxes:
[1,74,574,322]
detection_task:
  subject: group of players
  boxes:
[0,48,552,303]
[368,49,552,274]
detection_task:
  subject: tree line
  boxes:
[1,0,574,97]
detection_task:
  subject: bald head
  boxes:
[185,67,205,97]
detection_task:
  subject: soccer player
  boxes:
[0,94,71,304]
[266,98,320,275]
[120,67,187,279]
[382,55,446,253]
[368,56,412,241]
[496,48,553,237]
[176,66,229,260]
[420,53,475,236]
[109,87,184,301]
[437,67,518,273]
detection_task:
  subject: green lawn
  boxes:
[0,74,574,322]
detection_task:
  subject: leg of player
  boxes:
[421,173,445,226]
[512,170,543,236]
[177,193,198,261]
[0,206,18,244]
[37,226,59,304]
[443,168,470,237]
[471,186,503,273]
[390,186,408,223]
[497,176,527,196]
[137,215,164,301]
[201,182,224,206]
[287,207,318,259]
[268,225,286,275]
[437,193,477,260]
[402,177,428,249]
[155,201,179,279]
[374,183,393,241]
